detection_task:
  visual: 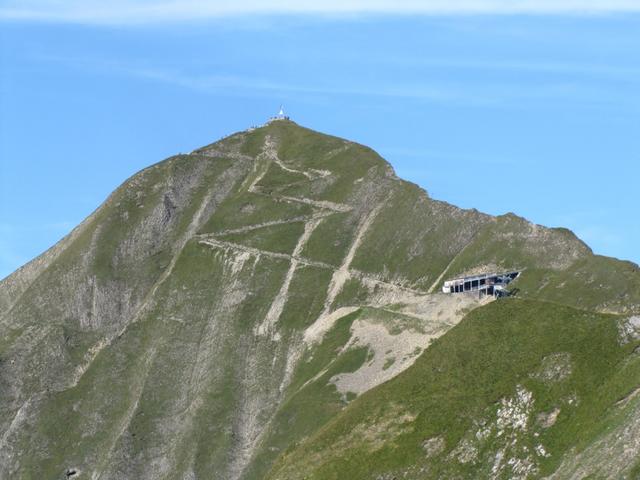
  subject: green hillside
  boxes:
[1,119,639,479]
[267,299,640,479]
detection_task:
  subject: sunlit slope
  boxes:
[0,120,638,479]
[267,299,640,480]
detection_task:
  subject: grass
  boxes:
[5,119,640,479]
[382,357,396,371]
[350,183,489,291]
[267,299,640,479]
[514,256,640,314]
[359,306,427,334]
[244,309,367,479]
[442,213,590,279]
[199,191,313,235]
[222,221,306,255]
[255,161,310,193]
[333,277,373,309]
[277,265,333,331]
[301,212,356,267]
[252,121,390,204]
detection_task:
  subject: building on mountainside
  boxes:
[442,271,520,297]
[267,105,290,123]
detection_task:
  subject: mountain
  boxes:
[1,120,639,480]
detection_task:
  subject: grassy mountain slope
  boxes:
[1,120,639,479]
[267,299,640,480]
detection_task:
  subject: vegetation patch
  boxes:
[267,299,640,480]
[221,221,306,255]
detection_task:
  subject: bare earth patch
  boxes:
[329,320,433,396]
[536,407,561,429]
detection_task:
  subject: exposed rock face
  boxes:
[1,120,639,479]
[619,316,640,344]
[530,353,573,384]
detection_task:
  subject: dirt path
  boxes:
[204,216,311,237]
[319,202,385,317]
[256,216,325,337]
[198,237,333,270]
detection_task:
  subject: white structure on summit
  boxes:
[268,105,290,123]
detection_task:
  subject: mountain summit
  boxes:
[1,121,639,479]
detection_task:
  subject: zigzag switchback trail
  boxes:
[1,120,640,479]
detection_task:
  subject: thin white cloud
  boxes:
[2,0,640,24]
[29,54,496,106]
[101,68,640,110]
[376,57,640,80]
[31,53,640,111]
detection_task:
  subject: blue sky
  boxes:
[1,2,639,278]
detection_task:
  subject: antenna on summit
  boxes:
[278,105,285,118]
